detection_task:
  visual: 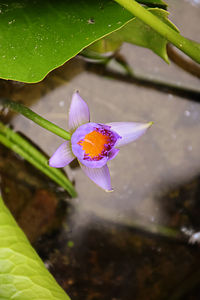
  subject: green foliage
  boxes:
[0,195,70,299]
[114,0,200,63]
[0,122,77,198]
[108,8,179,62]
[0,0,133,83]
[0,0,199,82]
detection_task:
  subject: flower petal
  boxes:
[80,163,113,191]
[108,148,120,161]
[107,122,153,147]
[68,92,90,132]
[49,141,75,168]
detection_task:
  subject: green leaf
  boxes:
[0,122,77,198]
[107,8,179,63]
[0,195,70,299]
[0,0,134,83]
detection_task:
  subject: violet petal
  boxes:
[78,156,108,169]
[107,122,152,147]
[68,92,90,132]
[80,163,113,191]
[49,141,75,168]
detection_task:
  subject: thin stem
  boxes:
[115,56,199,94]
[86,62,200,102]
[1,99,71,140]
[113,0,200,63]
[114,54,134,76]
[167,44,200,79]
[85,204,182,240]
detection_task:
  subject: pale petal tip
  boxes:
[48,160,60,168]
[143,121,154,129]
[140,121,154,131]
[48,158,59,168]
[105,188,114,193]
[73,90,79,96]
[148,121,154,127]
[69,91,90,131]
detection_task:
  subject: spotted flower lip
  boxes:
[49,92,152,191]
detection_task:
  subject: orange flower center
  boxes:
[78,130,110,158]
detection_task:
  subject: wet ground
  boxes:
[0,0,200,299]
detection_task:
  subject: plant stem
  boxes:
[85,204,182,240]
[113,0,200,63]
[86,61,200,102]
[1,99,71,140]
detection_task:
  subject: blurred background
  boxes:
[1,0,200,299]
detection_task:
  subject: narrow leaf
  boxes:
[0,123,77,198]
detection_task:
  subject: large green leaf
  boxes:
[0,0,134,83]
[107,8,179,62]
[0,195,70,299]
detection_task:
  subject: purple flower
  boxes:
[49,92,152,191]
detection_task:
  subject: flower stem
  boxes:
[1,99,71,140]
[113,0,200,63]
